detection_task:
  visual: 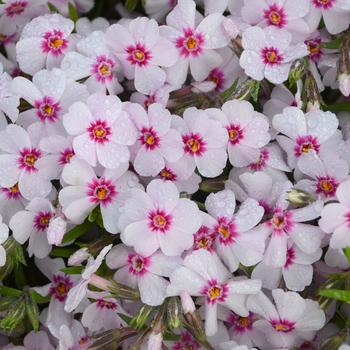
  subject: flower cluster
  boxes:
[0,0,349,349]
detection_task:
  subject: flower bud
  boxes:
[287,188,315,207]
[180,291,195,314]
[68,247,90,266]
[167,297,182,329]
[47,216,67,245]
[147,332,163,350]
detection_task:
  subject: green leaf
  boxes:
[343,247,350,266]
[51,246,77,258]
[26,297,39,331]
[321,35,345,49]
[62,220,93,244]
[325,102,350,112]
[125,0,139,11]
[0,286,23,297]
[60,266,84,275]
[0,299,26,332]
[318,289,350,303]
[68,2,78,22]
[249,80,260,103]
[47,2,60,13]
[220,78,239,101]
[28,290,51,304]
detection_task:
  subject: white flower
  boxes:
[0,215,9,267]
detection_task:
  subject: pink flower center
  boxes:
[148,209,172,233]
[284,247,296,268]
[264,4,287,27]
[5,1,27,17]
[183,133,206,156]
[176,28,204,58]
[87,119,111,144]
[126,43,152,66]
[58,148,75,165]
[312,0,335,9]
[172,333,200,350]
[269,208,294,235]
[201,278,228,304]
[227,312,254,334]
[34,96,60,122]
[159,167,177,181]
[87,177,116,206]
[305,37,323,62]
[193,226,216,252]
[128,253,150,275]
[144,95,156,110]
[41,30,68,56]
[261,47,283,65]
[91,55,115,83]
[96,299,118,310]
[18,147,42,172]
[270,319,296,333]
[215,217,239,245]
[294,135,320,157]
[316,176,338,197]
[139,127,160,150]
[49,274,73,302]
[226,124,244,145]
[34,211,53,231]
[207,68,225,92]
[1,183,22,200]
[249,148,269,171]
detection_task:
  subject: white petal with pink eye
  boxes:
[205,189,236,218]
[166,57,190,87]
[86,94,122,124]
[289,223,323,254]
[121,220,159,256]
[100,200,123,234]
[134,147,165,177]
[65,279,89,312]
[6,124,32,151]
[330,224,350,249]
[16,38,46,75]
[227,279,261,295]
[106,244,132,270]
[148,103,171,135]
[28,230,51,258]
[73,133,97,167]
[61,52,92,80]
[33,68,66,101]
[295,299,325,331]
[147,251,182,277]
[235,198,264,232]
[242,116,270,148]
[159,129,184,162]
[252,262,282,290]
[335,179,350,207]
[283,263,313,291]
[272,288,305,321]
[221,293,249,318]
[298,152,325,178]
[151,37,179,67]
[147,179,179,212]
[134,65,166,95]
[114,266,138,288]
[247,291,279,320]
[96,142,129,169]
[19,172,52,200]
[216,244,239,272]
[158,226,194,256]
[290,200,323,222]
[167,267,204,296]
[166,0,196,30]
[11,76,42,106]
[63,102,93,135]
[138,273,168,306]
[228,144,261,167]
[273,107,307,139]
[239,172,273,201]
[110,112,137,146]
[264,63,291,85]
[196,148,227,178]
[264,234,288,267]
[205,303,218,336]
[306,109,338,144]
[319,203,348,233]
[190,49,222,81]
[64,197,95,224]
[62,159,96,186]
[240,50,265,81]
[241,26,265,51]
[171,198,201,233]
[10,211,35,244]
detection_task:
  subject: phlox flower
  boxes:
[9,198,55,258]
[106,244,182,306]
[130,84,173,110]
[119,179,202,256]
[125,102,183,177]
[241,0,310,41]
[162,0,230,86]
[272,106,339,169]
[61,30,123,95]
[252,241,322,292]
[0,124,54,200]
[16,14,76,75]
[319,179,350,249]
[167,249,262,336]
[75,17,109,36]
[144,0,175,21]
[172,107,228,178]
[12,68,88,138]
[247,289,325,349]
[0,215,9,267]
[205,189,266,272]
[63,93,134,169]
[59,158,140,233]
[59,320,92,350]
[106,17,178,94]
[5,330,54,350]
[240,26,308,84]
[207,100,271,167]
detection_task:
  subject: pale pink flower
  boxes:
[6,330,54,350]
[130,84,173,110]
[106,244,181,306]
[208,100,271,167]
[9,198,55,258]
[119,179,202,256]
[162,0,230,86]
[319,179,350,249]
[168,249,261,336]
[106,17,178,94]
[59,158,140,233]
[125,102,183,177]
[16,14,76,75]
[240,26,308,84]
[144,0,176,21]
[63,93,135,169]
[247,289,325,349]
[58,320,92,350]
[75,17,109,36]
[172,107,228,178]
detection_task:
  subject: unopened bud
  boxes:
[68,247,90,266]
[47,216,67,245]
[339,73,350,97]
[180,292,195,314]
[287,188,315,207]
[167,297,182,329]
[147,332,163,350]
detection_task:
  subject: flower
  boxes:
[106,243,182,306]
[106,17,178,94]
[247,289,325,348]
[167,249,262,336]
[16,14,75,75]
[163,0,230,86]
[208,100,271,167]
[6,330,54,350]
[240,26,308,84]
[58,320,92,350]
[59,158,140,233]
[63,93,134,169]
[0,215,9,267]
[119,179,202,256]
[10,198,55,258]
[319,179,350,249]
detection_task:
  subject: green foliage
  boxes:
[318,289,350,303]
